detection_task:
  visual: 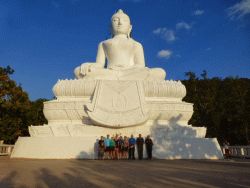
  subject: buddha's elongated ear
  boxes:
[110,24,114,38]
[128,25,132,38]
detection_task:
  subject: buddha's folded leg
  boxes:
[149,68,166,80]
[74,66,82,79]
[74,66,119,80]
[75,66,166,81]
[119,68,149,80]
[119,67,166,81]
[84,68,119,80]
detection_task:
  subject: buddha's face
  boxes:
[111,14,132,36]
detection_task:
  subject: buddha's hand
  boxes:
[79,63,95,76]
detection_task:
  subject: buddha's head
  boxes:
[111,9,132,37]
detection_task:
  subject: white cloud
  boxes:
[153,27,176,42]
[152,28,162,35]
[176,22,192,30]
[157,50,173,59]
[228,0,250,19]
[193,9,204,16]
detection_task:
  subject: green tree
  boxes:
[183,71,250,145]
[27,98,48,126]
[0,66,47,144]
[0,66,31,143]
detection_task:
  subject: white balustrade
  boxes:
[221,146,250,158]
[0,144,14,156]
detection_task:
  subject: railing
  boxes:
[1,143,249,158]
[221,146,250,159]
[0,144,14,156]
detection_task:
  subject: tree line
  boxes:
[183,71,250,145]
[0,66,47,144]
[0,66,249,145]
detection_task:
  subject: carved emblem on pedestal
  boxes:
[86,80,149,128]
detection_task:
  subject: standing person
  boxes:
[114,134,119,160]
[98,136,105,160]
[117,135,124,160]
[104,134,111,159]
[136,134,144,160]
[128,135,136,160]
[110,136,116,159]
[145,135,153,160]
[223,140,230,159]
[123,136,129,159]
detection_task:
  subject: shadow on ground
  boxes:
[0,158,250,188]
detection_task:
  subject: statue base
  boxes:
[11,122,223,159]
[11,79,223,159]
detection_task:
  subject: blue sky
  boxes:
[0,0,250,100]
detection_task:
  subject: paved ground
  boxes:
[0,157,250,188]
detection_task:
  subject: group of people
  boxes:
[97,134,153,160]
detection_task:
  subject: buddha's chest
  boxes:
[103,40,135,58]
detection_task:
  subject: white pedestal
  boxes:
[11,137,97,159]
[11,124,223,159]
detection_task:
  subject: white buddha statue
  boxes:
[74,9,166,81]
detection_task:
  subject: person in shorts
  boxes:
[114,134,120,160]
[117,135,124,159]
[104,134,111,159]
[110,136,116,159]
[123,136,129,159]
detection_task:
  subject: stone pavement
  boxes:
[0,157,250,188]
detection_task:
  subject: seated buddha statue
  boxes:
[74,9,166,81]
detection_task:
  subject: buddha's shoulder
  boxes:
[99,39,113,47]
[101,38,143,48]
[101,38,112,44]
[130,39,143,48]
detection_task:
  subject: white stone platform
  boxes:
[11,79,223,160]
[11,137,96,159]
[11,122,223,159]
